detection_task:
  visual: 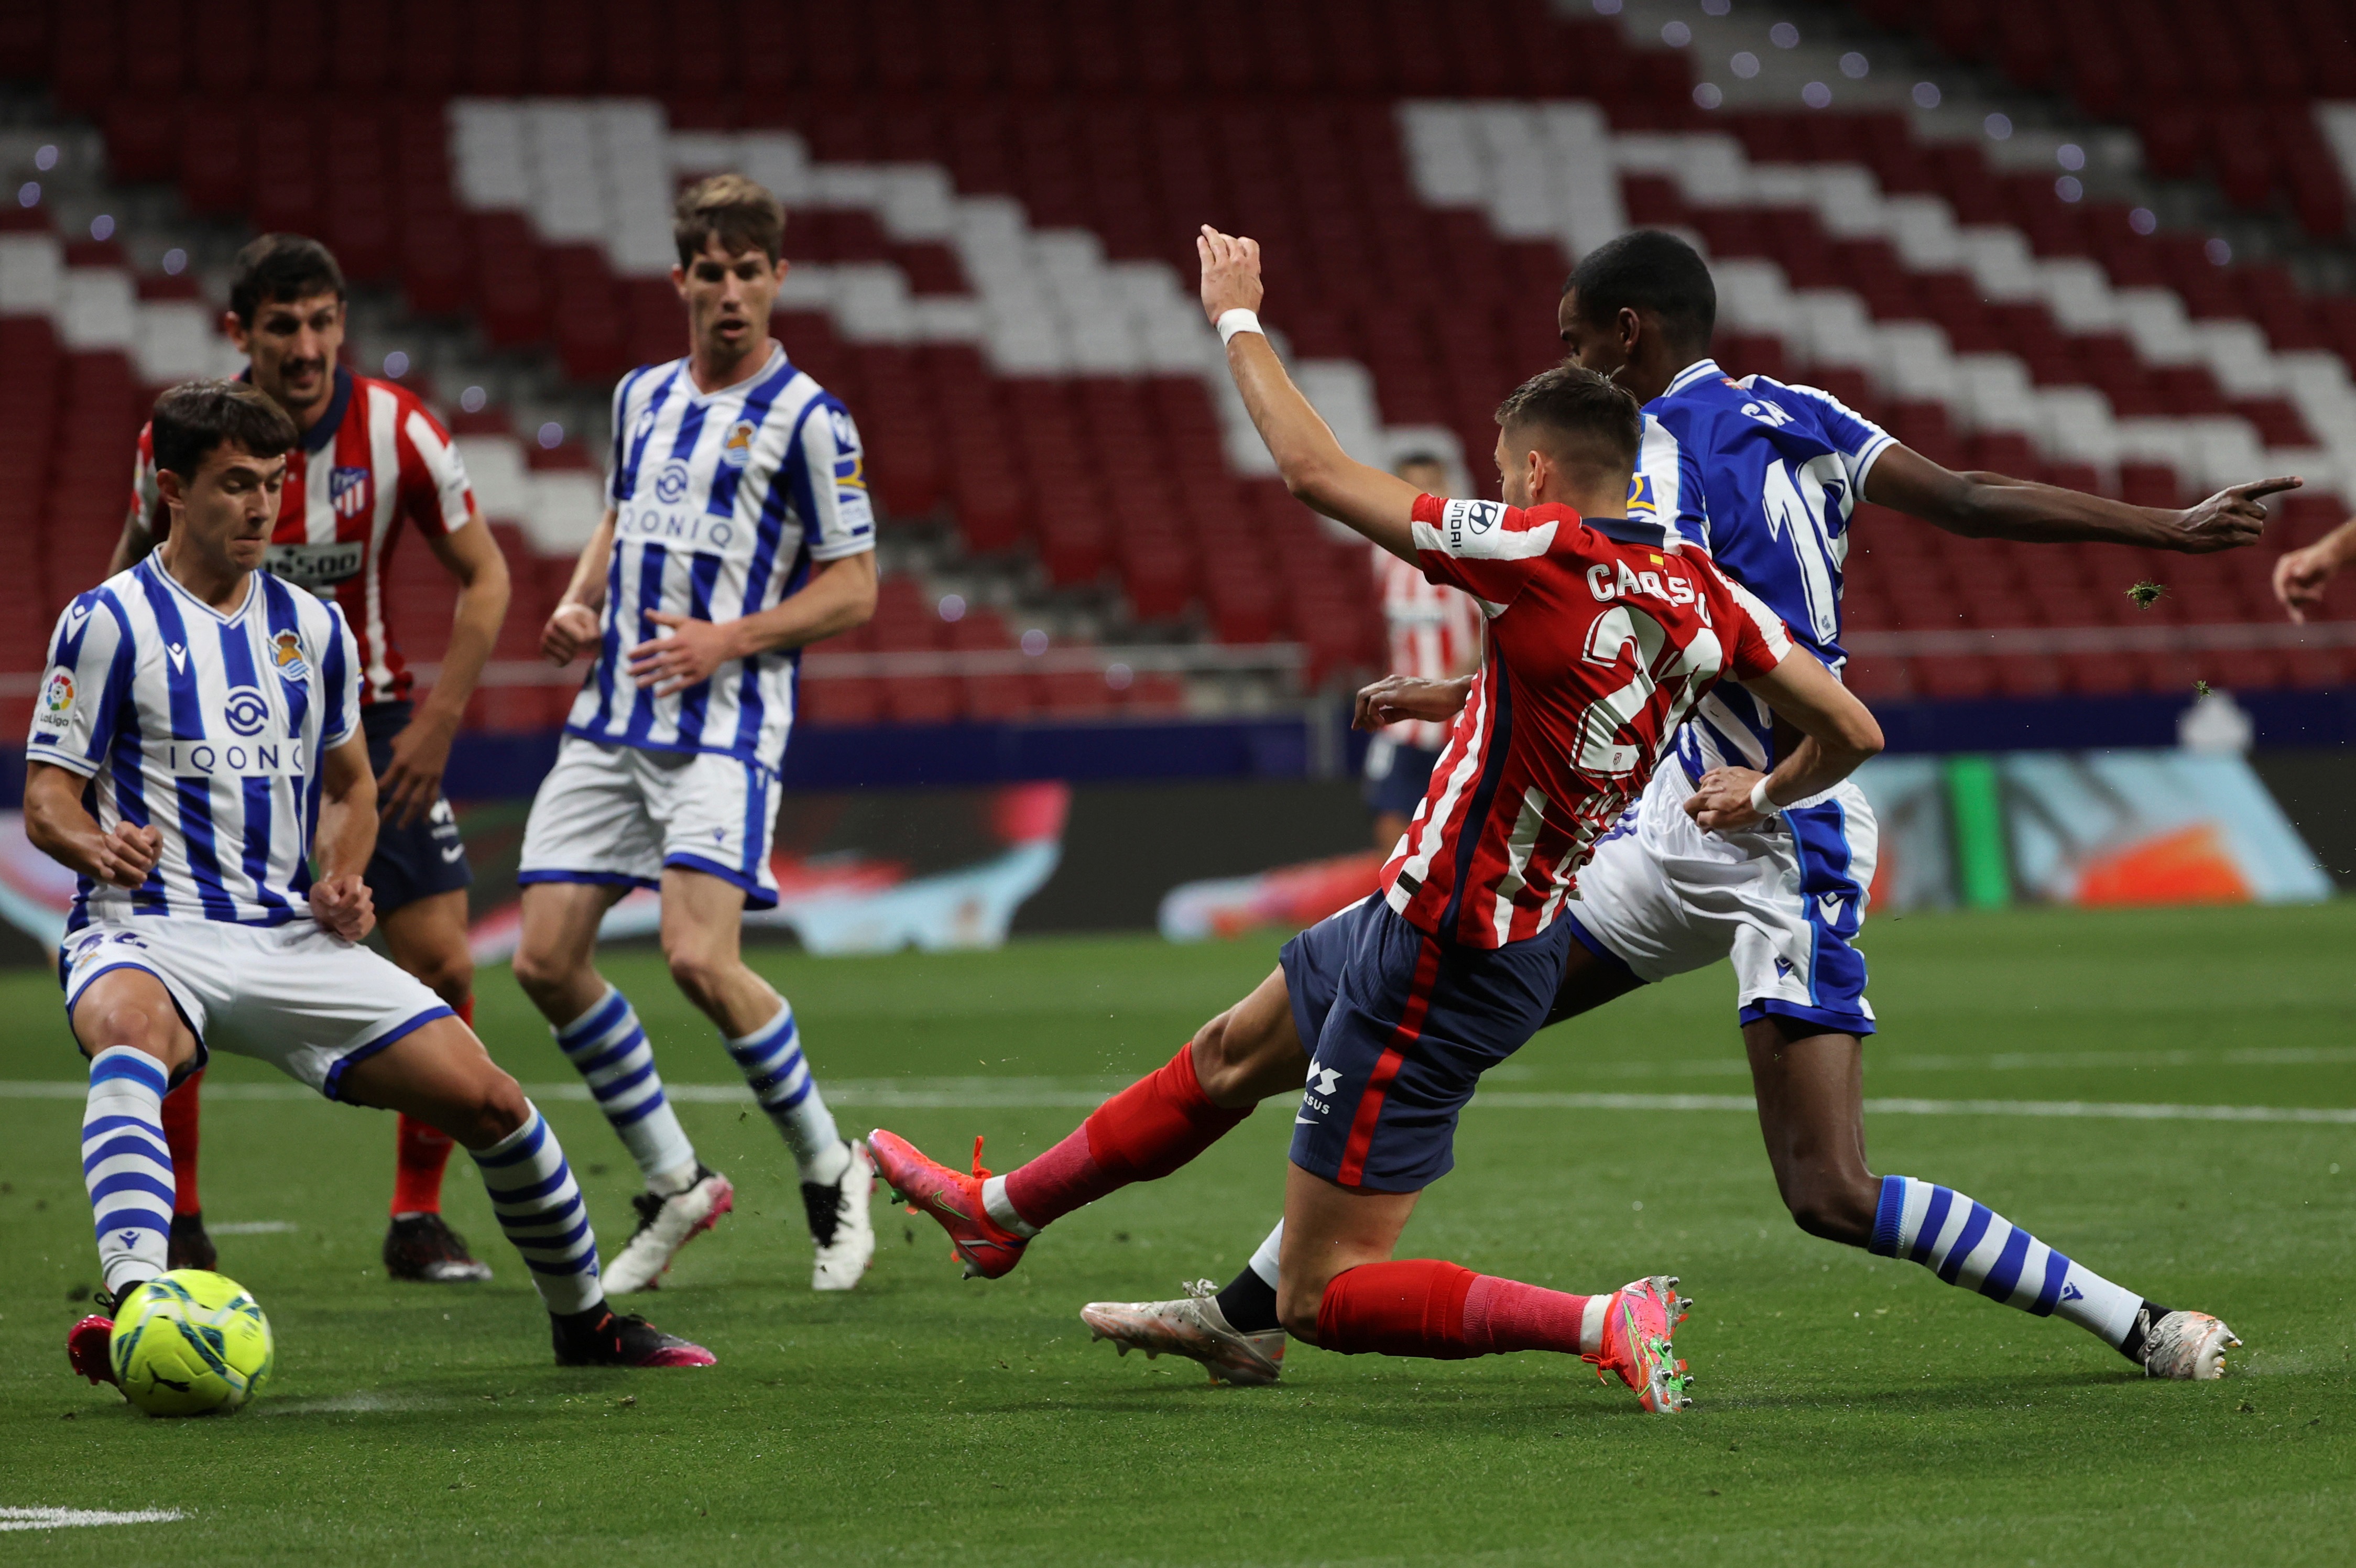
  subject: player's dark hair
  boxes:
[675,173,786,265]
[150,380,301,481]
[1493,364,1643,473]
[1564,230,1716,354]
[227,234,347,325]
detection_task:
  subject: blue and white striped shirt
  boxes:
[1632,359,1894,779]
[570,344,876,770]
[27,558,361,931]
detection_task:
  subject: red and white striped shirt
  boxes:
[129,368,476,707]
[1373,542,1483,751]
[1384,493,1792,948]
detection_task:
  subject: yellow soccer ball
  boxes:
[109,1270,275,1417]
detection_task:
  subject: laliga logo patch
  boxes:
[330,465,374,519]
[720,419,757,471]
[223,687,270,737]
[34,668,73,733]
[655,460,692,504]
[270,629,309,681]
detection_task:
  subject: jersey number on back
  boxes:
[1573,605,1724,779]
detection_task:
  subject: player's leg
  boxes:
[1746,1018,2237,1378]
[1146,910,1653,1365]
[336,1017,710,1366]
[657,861,875,1290]
[514,877,727,1293]
[872,954,1308,1279]
[377,887,493,1283]
[158,1066,215,1271]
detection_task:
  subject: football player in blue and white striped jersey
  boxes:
[32,382,710,1382]
[514,174,882,1296]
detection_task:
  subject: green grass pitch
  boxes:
[2,903,2351,1565]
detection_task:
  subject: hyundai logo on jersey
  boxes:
[329,465,374,519]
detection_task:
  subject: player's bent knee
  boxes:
[662,946,729,1009]
[1783,1173,1877,1247]
[1276,1277,1330,1343]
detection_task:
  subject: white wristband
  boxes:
[1216,308,1263,345]
[1749,776,1781,816]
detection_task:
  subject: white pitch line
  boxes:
[0,1508,185,1532]
[208,1221,297,1236]
[2,1080,2351,1124]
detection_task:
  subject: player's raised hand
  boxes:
[90,822,162,889]
[1684,766,1770,834]
[628,611,741,696]
[2166,475,2300,553]
[1197,225,1263,325]
[1354,673,1476,732]
[308,871,375,943]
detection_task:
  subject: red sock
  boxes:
[389,996,470,1216]
[1001,1043,1252,1229]
[160,1067,203,1216]
[1317,1260,1598,1359]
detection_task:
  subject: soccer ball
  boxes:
[109,1270,275,1417]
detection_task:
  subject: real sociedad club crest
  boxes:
[721,419,758,470]
[270,629,309,682]
[330,465,373,519]
[223,687,270,736]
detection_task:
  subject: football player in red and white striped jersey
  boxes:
[869,230,1886,1409]
[1364,452,1484,851]
[105,235,513,1285]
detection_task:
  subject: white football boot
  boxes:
[2140,1308,2241,1379]
[601,1165,735,1294]
[1081,1279,1288,1386]
[805,1139,876,1292]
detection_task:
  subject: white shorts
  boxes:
[517,736,782,908]
[59,919,453,1099]
[1569,755,1880,1035]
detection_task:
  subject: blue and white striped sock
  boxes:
[470,1104,601,1315]
[82,1047,174,1298]
[726,1001,849,1186]
[1870,1175,2142,1348]
[554,987,696,1190]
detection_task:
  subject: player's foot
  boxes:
[550,1305,716,1368]
[67,1284,139,1388]
[601,1166,735,1294]
[167,1211,216,1272]
[384,1213,495,1283]
[804,1139,877,1292]
[1081,1279,1288,1386]
[868,1128,1029,1280]
[1584,1274,1694,1413]
[2139,1308,2241,1380]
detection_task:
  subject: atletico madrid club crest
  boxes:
[329,465,374,519]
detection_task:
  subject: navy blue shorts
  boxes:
[1280,895,1575,1193]
[1362,738,1443,820]
[362,702,472,914]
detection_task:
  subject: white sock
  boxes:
[1247,1219,1283,1288]
[724,1001,848,1185]
[83,1047,173,1298]
[1579,1293,1608,1355]
[553,986,696,1184]
[470,1103,601,1315]
[980,1175,1040,1237]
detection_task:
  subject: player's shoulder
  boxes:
[614,356,691,413]
[354,375,458,445]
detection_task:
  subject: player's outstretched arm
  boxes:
[542,508,618,665]
[1686,647,1884,832]
[1199,227,1422,562]
[310,736,379,942]
[2275,513,2356,622]
[21,763,161,888]
[383,502,512,827]
[1866,444,2296,555]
